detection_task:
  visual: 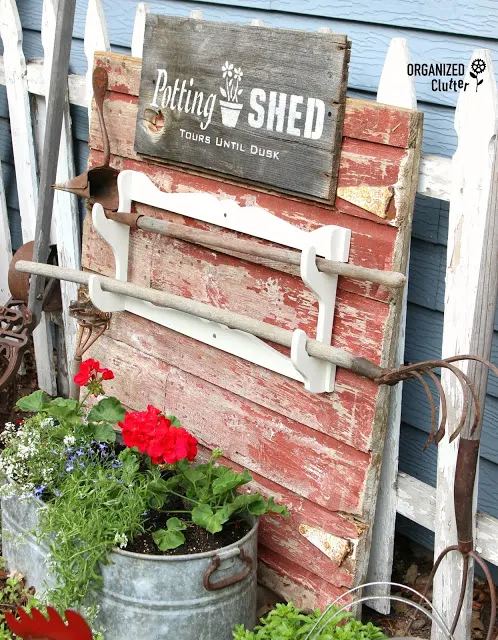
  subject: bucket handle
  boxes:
[203,548,252,591]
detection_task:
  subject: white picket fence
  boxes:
[0,2,497,639]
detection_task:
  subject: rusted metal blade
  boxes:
[53,67,119,210]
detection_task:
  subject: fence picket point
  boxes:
[84,0,110,125]
[0,0,56,394]
[131,3,149,58]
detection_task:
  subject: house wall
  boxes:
[2,0,498,558]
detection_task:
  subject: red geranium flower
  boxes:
[119,405,198,465]
[74,358,114,395]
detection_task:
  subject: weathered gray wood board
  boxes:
[135,16,350,202]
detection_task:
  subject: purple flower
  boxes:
[34,485,45,498]
[111,460,123,469]
[65,463,74,473]
[79,461,86,469]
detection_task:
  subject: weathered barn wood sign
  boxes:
[135,17,350,203]
[85,52,423,608]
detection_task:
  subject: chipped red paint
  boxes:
[82,53,420,606]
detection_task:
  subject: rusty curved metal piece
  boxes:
[53,66,119,210]
[376,359,480,446]
[8,241,61,312]
[420,367,447,446]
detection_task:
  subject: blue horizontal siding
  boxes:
[18,0,498,39]
[18,0,498,109]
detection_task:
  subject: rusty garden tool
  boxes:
[54,66,119,211]
[376,356,498,640]
[12,260,497,638]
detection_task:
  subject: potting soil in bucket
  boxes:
[96,517,258,640]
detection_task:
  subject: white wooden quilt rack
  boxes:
[88,170,351,393]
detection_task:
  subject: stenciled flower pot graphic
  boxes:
[219,61,244,128]
[219,100,243,128]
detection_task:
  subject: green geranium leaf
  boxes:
[166,517,187,533]
[191,504,223,534]
[229,493,267,516]
[153,528,185,551]
[212,468,252,495]
[182,465,207,486]
[16,390,51,412]
[148,478,170,495]
[88,397,125,425]
[91,422,116,443]
[166,414,182,427]
[266,497,290,518]
[47,398,81,425]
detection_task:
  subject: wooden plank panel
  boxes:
[258,545,345,608]
[200,445,360,587]
[81,50,422,605]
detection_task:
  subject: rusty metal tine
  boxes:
[469,550,496,640]
[449,553,470,635]
[444,354,498,379]
[446,369,480,441]
[422,368,448,443]
[78,325,106,357]
[379,359,478,443]
[410,369,438,449]
[404,544,460,636]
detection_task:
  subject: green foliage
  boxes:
[149,451,289,548]
[39,448,160,613]
[14,389,126,444]
[153,517,188,550]
[16,390,51,412]
[0,558,41,639]
[232,602,387,640]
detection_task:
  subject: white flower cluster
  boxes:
[113,532,128,549]
[63,435,76,447]
[0,416,58,497]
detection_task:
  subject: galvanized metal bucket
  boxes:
[1,493,54,592]
[96,520,258,640]
[1,493,258,640]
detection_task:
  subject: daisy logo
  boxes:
[469,58,486,92]
[219,60,244,128]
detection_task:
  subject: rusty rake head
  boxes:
[375,355,498,448]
